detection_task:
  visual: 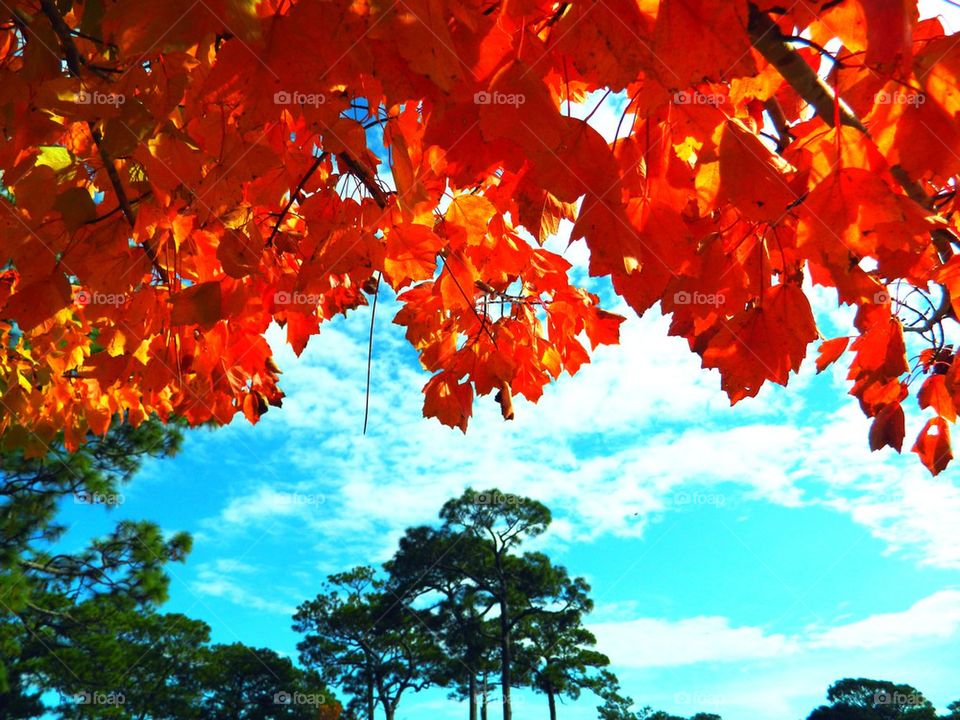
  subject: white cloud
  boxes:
[192,560,298,616]
[219,486,327,526]
[810,590,960,650]
[590,615,797,668]
[591,589,960,670]
[191,291,960,575]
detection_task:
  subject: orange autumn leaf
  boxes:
[718,119,799,223]
[383,223,445,289]
[423,373,473,433]
[169,282,223,328]
[912,416,953,476]
[2,272,72,332]
[701,283,818,403]
[870,403,906,453]
[816,337,850,374]
[918,374,957,423]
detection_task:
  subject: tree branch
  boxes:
[903,291,953,334]
[748,1,957,328]
[336,152,391,209]
[38,0,169,284]
[763,97,793,152]
[747,3,866,133]
[267,152,328,248]
[37,0,82,75]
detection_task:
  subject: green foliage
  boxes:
[808,678,939,720]
[0,418,189,714]
[385,524,499,710]
[199,643,330,720]
[595,671,639,720]
[49,607,210,719]
[318,488,613,720]
[294,566,436,720]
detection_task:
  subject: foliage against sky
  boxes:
[2,0,960,474]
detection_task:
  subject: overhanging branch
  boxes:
[38,0,169,285]
[748,2,956,333]
[747,3,866,133]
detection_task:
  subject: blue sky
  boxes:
[55,2,960,717]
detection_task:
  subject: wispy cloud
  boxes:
[591,589,960,668]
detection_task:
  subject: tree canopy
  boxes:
[1,0,960,473]
[0,417,189,712]
[807,678,941,720]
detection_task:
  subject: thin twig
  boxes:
[903,291,953,334]
[266,152,327,248]
[336,152,391,208]
[362,272,381,435]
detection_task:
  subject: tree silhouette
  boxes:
[294,566,435,720]
[0,419,189,716]
[807,678,938,720]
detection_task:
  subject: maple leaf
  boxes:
[870,403,906,453]
[912,417,953,475]
[423,373,473,433]
[816,337,850,374]
[3,272,72,332]
[169,282,224,328]
[718,119,799,223]
[701,284,818,403]
[918,374,957,423]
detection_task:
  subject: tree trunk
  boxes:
[384,705,396,720]
[499,593,512,720]
[367,675,375,720]
[481,679,489,720]
[469,673,478,720]
[548,688,557,720]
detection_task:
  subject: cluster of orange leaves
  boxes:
[1,0,959,474]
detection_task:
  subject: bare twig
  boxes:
[267,152,328,248]
[336,151,391,208]
[362,272,381,435]
[903,291,953,334]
